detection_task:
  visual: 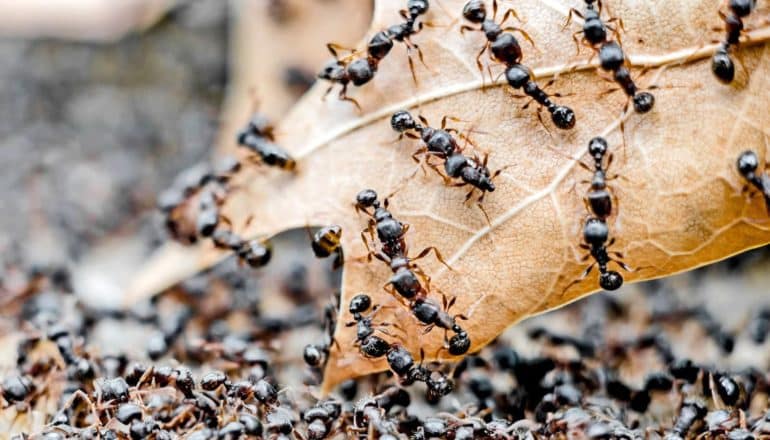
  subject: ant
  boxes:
[211,227,272,269]
[236,111,296,171]
[304,302,339,371]
[411,296,471,355]
[505,64,576,129]
[386,344,455,400]
[562,1,653,113]
[565,217,629,292]
[318,0,430,109]
[390,111,502,202]
[311,225,343,269]
[563,0,622,51]
[736,150,770,213]
[712,0,756,83]
[346,294,398,358]
[580,136,617,220]
[354,189,450,300]
[355,189,471,355]
[460,0,534,74]
[597,41,655,114]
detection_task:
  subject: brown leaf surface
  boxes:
[128,0,770,392]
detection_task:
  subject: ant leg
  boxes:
[412,246,453,271]
[561,8,583,30]
[322,85,334,101]
[460,24,479,35]
[326,42,357,59]
[498,8,523,27]
[441,115,466,130]
[338,86,362,111]
[475,43,490,79]
[562,262,596,294]
[502,26,537,49]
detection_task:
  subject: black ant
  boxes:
[712,0,756,83]
[737,150,770,213]
[459,1,575,130]
[318,0,430,108]
[386,345,455,400]
[411,296,471,355]
[304,299,339,372]
[505,64,576,129]
[460,0,533,74]
[160,158,240,244]
[210,223,272,269]
[354,189,450,300]
[391,111,503,202]
[581,136,617,220]
[343,296,456,400]
[565,217,629,292]
[355,189,471,355]
[236,112,296,171]
[563,0,622,51]
[597,41,655,113]
[346,294,398,358]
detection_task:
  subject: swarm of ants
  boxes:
[3,0,770,438]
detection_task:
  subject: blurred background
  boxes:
[1,0,770,437]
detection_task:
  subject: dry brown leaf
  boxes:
[127,0,770,392]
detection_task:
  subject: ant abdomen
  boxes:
[712,47,736,84]
[599,271,623,291]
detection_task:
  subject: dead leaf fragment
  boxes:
[129,0,770,392]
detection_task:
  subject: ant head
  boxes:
[737,150,759,178]
[583,217,609,246]
[391,110,417,133]
[599,271,624,291]
[462,0,486,23]
[505,64,531,89]
[408,0,430,17]
[318,60,344,80]
[633,92,655,114]
[588,137,608,160]
[551,106,576,130]
[448,331,471,355]
[712,49,736,84]
[349,294,372,315]
[356,189,379,208]
[729,0,755,18]
[461,166,495,192]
